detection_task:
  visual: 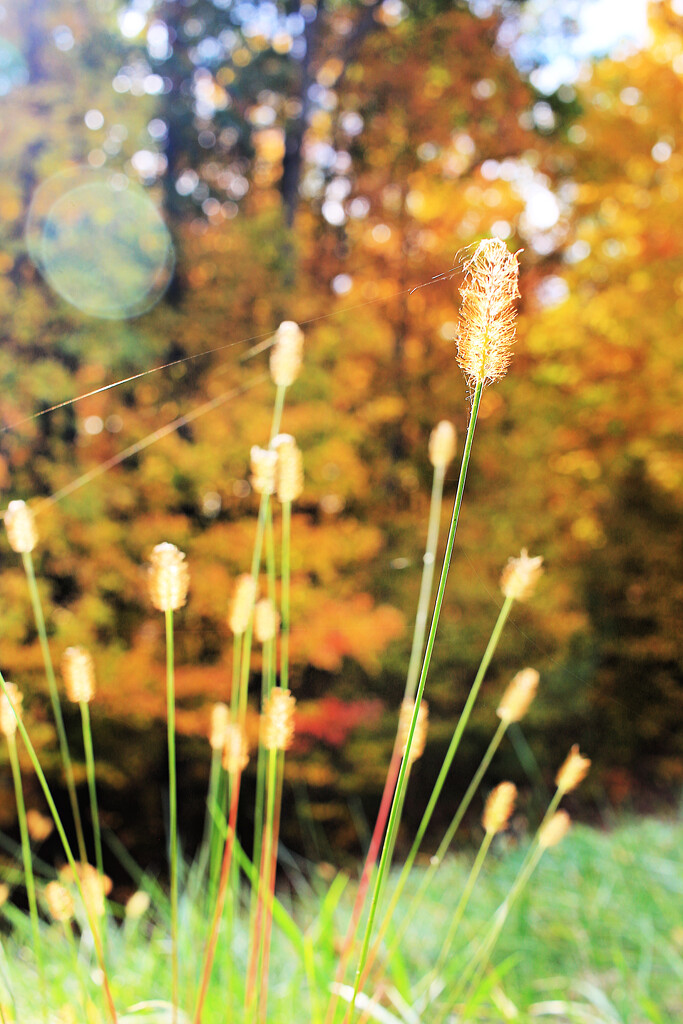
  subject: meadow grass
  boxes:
[0,239,643,1023]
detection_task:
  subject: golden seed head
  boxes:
[26,809,54,842]
[456,238,520,388]
[254,597,280,644]
[428,420,457,469]
[147,542,190,612]
[59,862,112,917]
[62,646,96,704]
[497,667,539,724]
[500,548,544,602]
[270,320,304,387]
[273,434,304,503]
[125,890,151,920]
[209,702,230,751]
[397,699,429,765]
[250,445,278,495]
[4,499,38,554]
[0,681,23,738]
[539,809,571,849]
[0,883,8,908]
[262,688,296,751]
[555,744,591,794]
[222,723,249,774]
[482,781,517,834]
[228,573,258,635]
[44,881,75,923]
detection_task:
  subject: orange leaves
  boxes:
[289,593,404,673]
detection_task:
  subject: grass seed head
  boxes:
[228,573,257,635]
[62,645,96,703]
[273,433,304,503]
[125,890,151,920]
[456,238,520,388]
[500,548,544,602]
[270,320,304,387]
[428,420,457,468]
[26,809,54,842]
[222,722,249,774]
[497,667,539,724]
[0,883,8,908]
[556,744,591,793]
[45,881,75,923]
[539,809,571,848]
[263,687,296,751]
[4,499,38,554]
[483,781,517,834]
[254,597,280,644]
[148,542,190,612]
[0,681,23,738]
[209,702,230,751]
[398,698,429,765]
[59,862,112,917]
[250,445,278,496]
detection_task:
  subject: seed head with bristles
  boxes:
[147,542,189,612]
[397,698,429,765]
[456,238,520,388]
[262,688,296,751]
[26,809,54,842]
[254,597,280,644]
[125,890,151,920]
[500,548,544,602]
[428,420,457,469]
[62,646,96,704]
[228,573,257,635]
[497,667,539,724]
[222,723,249,774]
[44,881,75,923]
[273,434,304,503]
[270,320,304,387]
[209,702,230,751]
[4,499,38,554]
[555,744,591,794]
[539,809,571,849]
[0,682,23,738]
[250,445,278,496]
[482,781,517,834]
[59,862,112,917]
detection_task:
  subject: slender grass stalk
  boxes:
[257,747,285,1024]
[0,671,118,1024]
[79,700,104,885]
[270,384,286,441]
[6,732,46,1021]
[22,551,87,864]
[346,379,485,1022]
[164,607,179,1024]
[246,745,278,1021]
[280,498,292,692]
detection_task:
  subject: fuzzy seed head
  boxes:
[262,687,296,751]
[147,542,189,612]
[539,809,571,849]
[456,238,520,387]
[398,698,429,765]
[270,320,304,387]
[273,434,304,503]
[500,548,544,602]
[555,744,591,794]
[59,862,112,917]
[497,667,539,724]
[62,646,96,704]
[428,420,457,468]
[228,573,257,635]
[125,890,151,920]
[4,500,38,554]
[26,809,54,842]
[250,445,278,496]
[0,681,23,738]
[254,597,280,644]
[45,881,75,923]
[0,883,8,908]
[482,781,517,834]
[209,702,230,751]
[222,723,249,774]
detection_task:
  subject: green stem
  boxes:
[405,462,446,702]
[270,384,286,441]
[165,607,179,1024]
[348,380,484,1021]
[0,671,118,1024]
[80,701,104,885]
[281,500,291,692]
[7,733,46,1020]
[22,551,87,864]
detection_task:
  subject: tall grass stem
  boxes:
[165,607,179,1024]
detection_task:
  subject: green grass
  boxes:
[1,814,680,1023]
